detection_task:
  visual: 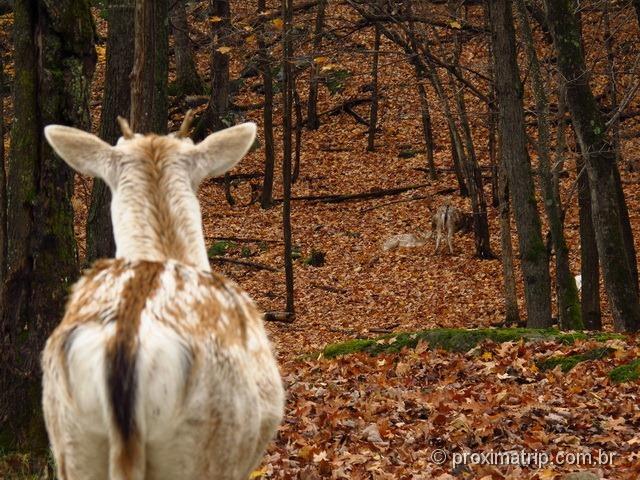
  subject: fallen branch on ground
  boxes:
[211,236,282,244]
[210,257,278,272]
[275,183,430,204]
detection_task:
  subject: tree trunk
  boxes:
[405,1,436,180]
[282,0,295,318]
[170,0,204,96]
[490,0,552,329]
[417,82,437,180]
[293,85,303,183]
[87,0,135,263]
[0,44,5,286]
[545,0,640,332]
[498,159,521,325]
[0,0,95,450]
[577,154,601,330]
[446,12,493,259]
[131,0,169,133]
[259,0,276,209]
[633,0,640,29]
[514,0,581,329]
[306,0,326,130]
[449,126,468,197]
[484,2,499,208]
[367,20,381,152]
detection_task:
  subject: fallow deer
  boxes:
[432,204,473,254]
[41,113,284,480]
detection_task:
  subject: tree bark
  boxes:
[170,0,204,96]
[258,0,276,209]
[498,159,521,325]
[545,0,640,331]
[0,43,5,287]
[0,0,95,450]
[131,0,169,133]
[514,0,581,329]
[367,19,381,152]
[293,85,303,183]
[282,0,295,318]
[445,8,493,259]
[577,154,601,330]
[490,0,552,328]
[307,0,326,130]
[417,81,437,179]
[87,0,135,263]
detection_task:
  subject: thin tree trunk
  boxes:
[199,0,231,137]
[0,0,95,450]
[131,0,169,133]
[490,0,552,329]
[0,45,5,286]
[445,5,493,258]
[577,154,601,330]
[282,0,295,318]
[633,0,640,29]
[293,85,303,183]
[259,0,276,209]
[170,0,204,96]
[367,20,381,152]
[484,2,499,208]
[514,0,581,329]
[87,0,135,263]
[498,159,521,325]
[307,0,326,130]
[449,126,468,197]
[406,0,435,179]
[417,82,437,180]
[545,0,640,331]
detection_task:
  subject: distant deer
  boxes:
[382,231,431,251]
[432,204,473,254]
[41,113,284,480]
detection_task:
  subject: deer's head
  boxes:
[45,113,256,270]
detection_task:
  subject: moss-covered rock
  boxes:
[320,328,624,359]
[537,347,614,373]
[609,359,640,383]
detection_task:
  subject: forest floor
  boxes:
[2,1,640,479]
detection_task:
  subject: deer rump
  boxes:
[42,259,283,480]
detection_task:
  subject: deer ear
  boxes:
[189,123,256,185]
[44,125,117,185]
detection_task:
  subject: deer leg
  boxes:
[447,227,454,255]
[434,229,442,253]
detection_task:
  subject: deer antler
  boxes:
[177,110,195,138]
[117,116,134,139]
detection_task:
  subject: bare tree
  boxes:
[259,0,276,209]
[307,0,327,130]
[282,0,295,318]
[367,17,382,152]
[514,0,581,329]
[490,0,552,328]
[545,0,640,331]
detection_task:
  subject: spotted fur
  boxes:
[432,204,473,254]
[42,123,284,480]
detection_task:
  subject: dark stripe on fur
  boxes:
[107,261,163,470]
